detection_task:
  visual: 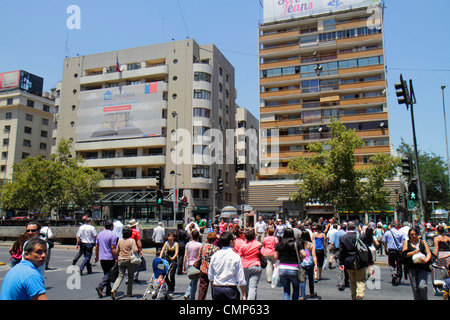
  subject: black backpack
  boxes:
[355,233,369,264]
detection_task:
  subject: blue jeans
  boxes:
[279,268,299,300]
[184,266,199,300]
[300,265,315,298]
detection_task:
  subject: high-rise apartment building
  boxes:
[259,0,389,179]
[53,39,243,222]
[250,0,392,219]
[0,71,55,184]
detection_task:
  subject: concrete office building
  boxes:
[0,70,55,186]
[53,39,241,222]
[250,0,396,220]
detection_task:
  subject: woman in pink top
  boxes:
[232,224,245,254]
[219,219,227,234]
[261,227,278,283]
[238,229,263,300]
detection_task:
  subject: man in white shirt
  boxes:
[113,216,123,240]
[208,231,247,300]
[254,216,267,242]
[72,216,97,275]
[39,221,53,270]
[152,222,165,256]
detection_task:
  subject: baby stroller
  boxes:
[431,262,449,296]
[141,258,170,300]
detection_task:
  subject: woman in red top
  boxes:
[238,229,263,300]
[261,227,278,283]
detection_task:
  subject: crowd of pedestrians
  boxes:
[1,214,449,301]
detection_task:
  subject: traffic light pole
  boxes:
[407,80,425,233]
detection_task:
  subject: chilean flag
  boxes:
[116,56,122,72]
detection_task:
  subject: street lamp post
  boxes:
[441,85,450,189]
[172,111,178,228]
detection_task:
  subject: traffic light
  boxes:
[401,154,413,180]
[155,166,164,189]
[217,178,224,191]
[408,180,418,201]
[156,189,164,205]
[395,74,411,106]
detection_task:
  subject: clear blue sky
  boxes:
[1,0,449,159]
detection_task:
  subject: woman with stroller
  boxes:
[111,227,139,300]
[183,230,202,300]
[159,232,179,298]
[402,226,432,300]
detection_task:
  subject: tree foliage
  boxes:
[288,119,400,217]
[2,139,103,216]
[397,139,450,214]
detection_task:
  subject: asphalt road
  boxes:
[0,242,445,301]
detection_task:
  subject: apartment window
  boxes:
[40,143,47,150]
[1,152,7,159]
[123,149,138,157]
[41,130,48,138]
[1,165,6,172]
[193,108,211,118]
[3,139,9,147]
[5,112,12,119]
[194,72,211,83]
[127,63,141,70]
[43,105,50,112]
[193,90,211,100]
[102,150,116,158]
[6,98,13,105]
[25,114,33,121]
[122,168,137,179]
[24,127,32,134]
[23,139,31,147]
[22,153,30,160]
[192,165,210,178]
[26,99,34,108]
[4,125,10,132]
[42,118,49,125]
[323,18,336,30]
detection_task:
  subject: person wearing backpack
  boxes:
[338,221,373,300]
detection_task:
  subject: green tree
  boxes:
[397,139,450,216]
[2,139,103,217]
[288,118,400,220]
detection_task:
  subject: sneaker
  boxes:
[111,291,116,300]
[95,287,103,298]
[184,294,189,300]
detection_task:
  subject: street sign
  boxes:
[407,200,418,210]
[173,188,179,212]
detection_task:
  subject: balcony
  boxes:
[84,155,166,168]
[80,65,169,86]
[101,177,157,188]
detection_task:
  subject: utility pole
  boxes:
[395,74,425,232]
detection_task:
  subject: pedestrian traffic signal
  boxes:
[401,154,413,180]
[395,74,411,106]
[156,189,164,205]
[409,191,418,201]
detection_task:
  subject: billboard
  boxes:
[0,70,43,95]
[76,82,164,142]
[262,0,380,23]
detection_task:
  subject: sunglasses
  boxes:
[26,229,38,233]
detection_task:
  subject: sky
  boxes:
[0,0,449,160]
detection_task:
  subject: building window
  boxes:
[193,90,211,100]
[23,139,31,147]
[3,139,9,147]
[24,127,32,134]
[194,72,211,83]
[1,152,7,159]
[42,118,49,125]
[40,143,47,150]
[41,130,48,138]
[6,112,12,119]
[26,100,34,108]
[7,98,13,105]
[22,153,30,160]
[193,108,211,118]
[4,125,10,132]
[192,165,210,178]
[25,114,33,121]
[43,105,50,112]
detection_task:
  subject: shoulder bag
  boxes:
[129,239,142,265]
[259,245,267,269]
[294,241,306,283]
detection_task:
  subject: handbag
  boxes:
[187,266,201,280]
[129,239,142,265]
[259,246,267,269]
[294,241,306,283]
